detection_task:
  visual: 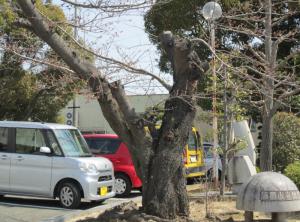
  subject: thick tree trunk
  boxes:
[143,97,194,218]
[142,33,208,219]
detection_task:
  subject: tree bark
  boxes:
[142,33,208,218]
[260,111,273,171]
[16,1,208,219]
[260,0,275,172]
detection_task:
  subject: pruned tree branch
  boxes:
[16,0,138,137]
[13,18,34,31]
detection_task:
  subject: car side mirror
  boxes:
[40,146,51,154]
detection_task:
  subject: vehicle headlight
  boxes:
[79,163,98,174]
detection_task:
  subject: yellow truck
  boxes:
[184,127,205,178]
[150,126,205,178]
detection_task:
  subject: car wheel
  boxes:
[138,187,143,193]
[218,170,222,180]
[115,174,131,197]
[58,182,81,209]
[206,169,222,181]
[206,169,213,181]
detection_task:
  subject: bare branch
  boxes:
[271,87,300,115]
[272,29,299,63]
[60,0,151,12]
[3,46,75,73]
[245,45,266,64]
[217,24,264,40]
[277,49,300,70]
[32,7,172,91]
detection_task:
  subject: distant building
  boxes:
[60,94,212,138]
[61,94,167,133]
[60,93,261,148]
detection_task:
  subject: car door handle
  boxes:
[1,155,8,160]
[16,156,24,161]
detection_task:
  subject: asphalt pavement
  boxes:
[0,184,203,222]
[0,193,141,222]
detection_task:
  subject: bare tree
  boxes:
[216,0,300,171]
[15,0,208,219]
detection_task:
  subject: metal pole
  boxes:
[72,0,78,127]
[211,21,219,185]
[221,66,227,195]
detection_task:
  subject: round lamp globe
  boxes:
[202,2,222,21]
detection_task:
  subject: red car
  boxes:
[83,134,142,197]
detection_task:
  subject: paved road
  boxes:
[0,184,201,222]
[0,193,141,222]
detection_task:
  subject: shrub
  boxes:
[284,161,300,189]
[273,112,300,172]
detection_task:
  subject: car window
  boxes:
[204,144,214,158]
[85,138,121,154]
[187,132,197,151]
[54,129,92,157]
[45,130,62,156]
[16,128,47,154]
[0,127,9,152]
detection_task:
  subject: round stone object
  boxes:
[237,172,300,212]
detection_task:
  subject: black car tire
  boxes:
[115,174,132,197]
[206,169,222,181]
[58,182,81,209]
[138,187,143,193]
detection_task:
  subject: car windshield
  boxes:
[54,129,92,157]
[85,138,121,155]
[204,144,213,158]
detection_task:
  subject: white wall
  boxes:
[60,94,168,133]
[60,94,215,140]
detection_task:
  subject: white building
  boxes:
[60,94,212,137]
[61,94,167,133]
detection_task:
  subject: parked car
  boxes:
[83,134,142,197]
[83,128,205,196]
[0,121,115,209]
[184,127,206,179]
[203,142,222,178]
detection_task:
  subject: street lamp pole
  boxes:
[72,0,78,127]
[211,20,219,184]
[203,2,222,185]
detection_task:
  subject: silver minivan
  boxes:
[0,121,115,208]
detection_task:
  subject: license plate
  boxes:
[190,156,197,163]
[100,186,108,196]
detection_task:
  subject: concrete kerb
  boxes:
[42,196,142,222]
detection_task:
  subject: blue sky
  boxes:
[52,0,171,95]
